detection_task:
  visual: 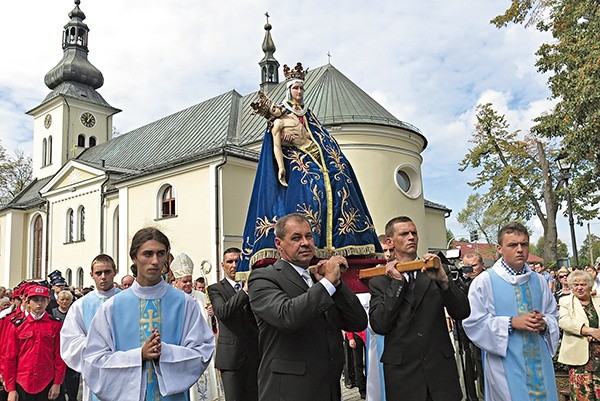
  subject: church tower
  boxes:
[27,0,120,179]
[259,13,280,93]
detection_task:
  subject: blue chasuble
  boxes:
[111,286,187,401]
[488,269,558,401]
[82,290,120,401]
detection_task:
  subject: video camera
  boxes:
[434,250,473,292]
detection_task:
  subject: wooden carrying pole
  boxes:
[358,255,442,279]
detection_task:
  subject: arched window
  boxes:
[77,267,84,288]
[113,206,120,267]
[161,185,176,218]
[42,138,47,166]
[78,206,85,241]
[48,136,53,164]
[89,136,97,147]
[67,208,74,242]
[77,134,86,147]
[66,268,72,286]
[32,215,43,279]
[268,65,275,82]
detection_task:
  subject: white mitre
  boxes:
[171,252,194,279]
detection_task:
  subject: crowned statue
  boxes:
[238,63,382,281]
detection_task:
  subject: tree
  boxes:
[494,0,600,221]
[579,234,600,267]
[491,0,554,27]
[457,194,508,244]
[446,228,455,245]
[460,103,562,264]
[0,147,33,206]
[535,236,569,259]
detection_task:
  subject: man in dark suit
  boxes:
[248,213,368,401]
[369,216,470,401]
[207,247,259,401]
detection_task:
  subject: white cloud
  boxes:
[2,0,595,247]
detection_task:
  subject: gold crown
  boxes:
[250,91,274,120]
[283,62,306,81]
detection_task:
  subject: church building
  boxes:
[0,1,450,288]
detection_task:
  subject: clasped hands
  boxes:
[310,255,348,286]
[511,310,547,333]
[142,329,162,361]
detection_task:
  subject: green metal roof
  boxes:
[240,64,424,145]
[3,64,440,212]
[0,177,50,211]
[75,64,425,178]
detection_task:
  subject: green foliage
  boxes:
[0,147,32,206]
[460,104,562,263]
[534,0,600,220]
[491,0,555,27]
[535,236,570,259]
[457,194,507,244]
[579,233,600,266]
[446,228,455,244]
[495,0,600,221]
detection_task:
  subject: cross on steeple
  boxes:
[327,51,332,64]
[265,12,270,23]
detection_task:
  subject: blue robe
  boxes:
[463,261,559,401]
[238,107,381,279]
[60,288,120,401]
[83,281,215,401]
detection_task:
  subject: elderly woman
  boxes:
[558,270,600,400]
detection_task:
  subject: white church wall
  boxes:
[48,188,102,287]
[334,124,433,254]
[124,166,214,283]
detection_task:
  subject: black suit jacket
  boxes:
[207,278,259,371]
[248,259,367,401]
[369,271,470,401]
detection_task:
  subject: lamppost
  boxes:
[556,152,579,266]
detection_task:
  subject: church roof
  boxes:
[240,64,425,145]
[78,90,254,173]
[0,177,51,211]
[424,199,452,213]
[34,81,119,112]
[77,63,425,178]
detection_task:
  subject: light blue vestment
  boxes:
[112,286,187,401]
[488,269,558,401]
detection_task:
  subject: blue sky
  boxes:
[1,0,597,254]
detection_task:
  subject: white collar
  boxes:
[131,279,169,299]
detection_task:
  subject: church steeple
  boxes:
[28,0,120,180]
[44,0,104,90]
[259,12,280,93]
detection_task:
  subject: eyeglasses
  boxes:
[558,275,568,278]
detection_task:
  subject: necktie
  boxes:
[234,283,241,292]
[302,270,313,288]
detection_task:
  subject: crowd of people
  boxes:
[1,218,600,400]
[2,65,600,401]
